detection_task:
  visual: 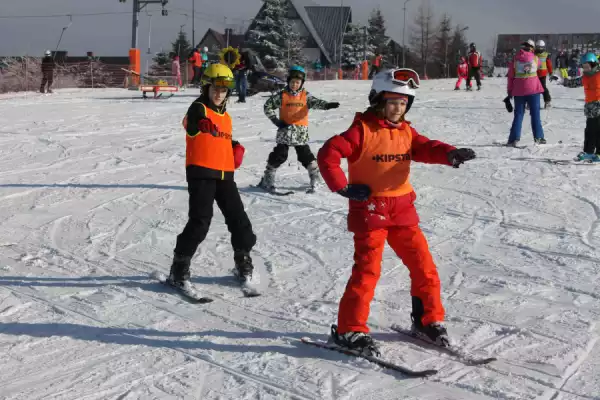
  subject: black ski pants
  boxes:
[174,179,256,257]
[41,71,54,91]
[267,143,316,169]
[191,66,202,84]
[584,117,600,155]
[539,76,551,103]
[467,67,481,88]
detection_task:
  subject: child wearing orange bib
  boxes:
[258,65,340,193]
[317,69,476,356]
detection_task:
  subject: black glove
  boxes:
[337,184,371,202]
[503,96,513,113]
[271,119,288,129]
[324,102,340,110]
[448,148,476,168]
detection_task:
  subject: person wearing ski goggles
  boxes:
[318,68,476,356]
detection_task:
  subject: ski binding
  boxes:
[152,272,213,303]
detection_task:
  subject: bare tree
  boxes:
[410,0,437,77]
[432,13,452,78]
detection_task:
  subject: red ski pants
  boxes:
[455,76,466,89]
[337,226,444,333]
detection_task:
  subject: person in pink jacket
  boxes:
[506,39,546,146]
[172,55,182,87]
[455,57,468,90]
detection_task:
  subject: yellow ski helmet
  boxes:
[201,63,235,89]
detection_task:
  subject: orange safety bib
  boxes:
[584,72,600,103]
[185,104,234,174]
[279,90,309,126]
[348,118,414,197]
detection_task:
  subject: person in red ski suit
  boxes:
[455,57,468,90]
[317,69,476,355]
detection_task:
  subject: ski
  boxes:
[152,272,213,304]
[390,324,496,366]
[250,184,294,196]
[301,337,437,377]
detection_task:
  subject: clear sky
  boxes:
[1,0,599,59]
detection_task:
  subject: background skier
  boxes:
[467,43,483,91]
[258,65,339,193]
[455,57,468,90]
[40,50,55,94]
[506,39,546,146]
[188,47,203,86]
[576,52,600,161]
[171,54,182,87]
[534,40,553,108]
[555,49,569,81]
[317,68,476,355]
[200,46,209,75]
[168,63,256,293]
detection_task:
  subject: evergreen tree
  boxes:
[342,23,364,69]
[246,0,289,69]
[171,31,192,61]
[150,50,171,75]
[367,8,389,64]
[285,14,306,67]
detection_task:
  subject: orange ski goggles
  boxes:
[391,68,420,89]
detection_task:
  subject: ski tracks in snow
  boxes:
[2,82,600,399]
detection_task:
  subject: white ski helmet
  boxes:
[203,47,208,52]
[369,69,417,111]
[523,39,535,48]
[536,40,545,48]
[44,50,51,56]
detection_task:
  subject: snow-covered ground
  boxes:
[1,79,599,400]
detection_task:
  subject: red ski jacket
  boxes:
[317,111,456,231]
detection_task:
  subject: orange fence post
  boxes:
[362,60,369,80]
[129,48,141,86]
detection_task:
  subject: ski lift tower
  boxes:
[119,0,169,86]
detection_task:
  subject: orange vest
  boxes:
[348,116,414,197]
[189,52,202,67]
[280,90,309,126]
[583,72,600,103]
[185,104,234,177]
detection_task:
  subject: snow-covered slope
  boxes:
[0,79,599,400]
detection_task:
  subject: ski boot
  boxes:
[477,85,481,91]
[454,87,460,91]
[258,164,276,191]
[307,161,321,192]
[575,152,600,162]
[410,296,450,347]
[167,252,192,289]
[40,87,45,94]
[506,140,520,148]
[534,138,547,145]
[466,86,472,91]
[330,324,381,357]
[233,249,254,283]
[411,321,451,347]
[544,102,551,109]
